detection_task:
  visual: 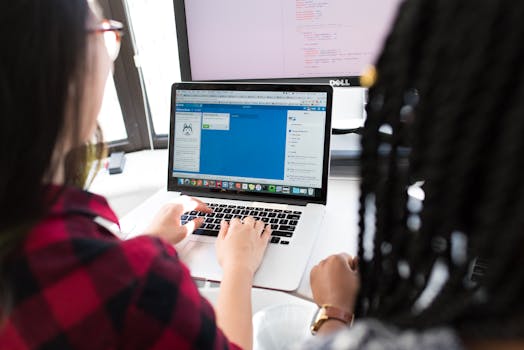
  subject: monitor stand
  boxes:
[331,87,366,159]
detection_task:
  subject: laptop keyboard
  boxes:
[181,203,302,245]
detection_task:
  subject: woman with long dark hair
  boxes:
[0,1,270,349]
[306,0,524,348]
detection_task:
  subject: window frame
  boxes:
[97,0,153,152]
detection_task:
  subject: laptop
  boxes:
[154,83,332,291]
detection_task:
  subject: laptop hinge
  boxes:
[251,201,297,209]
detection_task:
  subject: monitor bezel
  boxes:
[167,82,333,205]
[173,0,362,86]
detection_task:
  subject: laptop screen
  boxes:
[168,83,332,204]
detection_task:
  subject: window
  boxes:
[123,0,181,140]
[98,76,128,142]
[97,0,153,152]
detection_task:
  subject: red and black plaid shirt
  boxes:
[0,186,241,350]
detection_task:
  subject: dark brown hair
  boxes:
[0,0,105,319]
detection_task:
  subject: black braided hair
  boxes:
[357,0,524,338]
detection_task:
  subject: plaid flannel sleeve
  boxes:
[119,236,241,350]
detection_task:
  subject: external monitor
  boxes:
[173,0,403,86]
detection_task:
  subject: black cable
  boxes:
[332,127,410,158]
[332,127,398,143]
[332,127,364,135]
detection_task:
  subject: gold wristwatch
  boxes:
[310,304,354,335]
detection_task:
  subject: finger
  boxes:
[243,216,255,226]
[310,264,319,279]
[337,253,355,268]
[160,203,185,220]
[254,220,265,232]
[193,217,205,229]
[229,217,242,228]
[183,217,204,235]
[189,196,207,206]
[256,225,271,258]
[261,224,272,241]
[350,256,359,271]
[194,199,213,213]
[218,220,229,239]
[318,256,331,266]
[176,195,205,214]
[339,252,353,262]
[172,225,189,241]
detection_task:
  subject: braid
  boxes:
[401,0,518,323]
[357,0,429,316]
[357,0,524,337]
[380,0,468,317]
[424,1,524,329]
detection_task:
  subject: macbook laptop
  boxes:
[164,83,332,291]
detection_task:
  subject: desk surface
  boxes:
[90,150,360,311]
[295,176,359,299]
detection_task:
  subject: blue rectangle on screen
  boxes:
[177,104,288,180]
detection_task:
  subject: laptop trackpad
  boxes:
[180,241,222,281]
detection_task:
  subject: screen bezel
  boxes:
[167,82,333,205]
[172,0,361,86]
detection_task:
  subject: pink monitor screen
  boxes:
[183,0,403,81]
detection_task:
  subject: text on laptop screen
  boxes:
[172,89,327,197]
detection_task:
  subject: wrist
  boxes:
[310,304,354,335]
[222,263,255,279]
[315,300,353,315]
[317,293,356,313]
[327,303,353,315]
[316,318,349,335]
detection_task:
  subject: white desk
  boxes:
[90,149,360,312]
[295,176,359,299]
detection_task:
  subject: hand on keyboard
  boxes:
[181,202,302,246]
[216,216,272,276]
[144,195,213,245]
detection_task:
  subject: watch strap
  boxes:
[323,305,353,324]
[311,304,354,335]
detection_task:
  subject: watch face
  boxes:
[310,306,327,334]
[311,307,320,325]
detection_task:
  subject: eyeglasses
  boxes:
[89,19,124,61]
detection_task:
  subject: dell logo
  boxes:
[330,79,352,87]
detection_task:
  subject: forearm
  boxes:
[216,266,254,350]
